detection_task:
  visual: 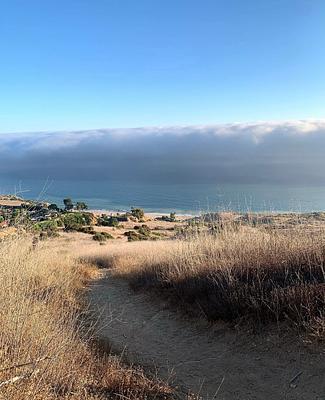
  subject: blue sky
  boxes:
[1,0,325,132]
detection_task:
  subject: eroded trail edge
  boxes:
[89,271,324,400]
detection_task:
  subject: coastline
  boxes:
[88,209,197,218]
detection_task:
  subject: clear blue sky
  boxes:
[1,0,325,132]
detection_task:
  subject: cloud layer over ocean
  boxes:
[1,120,325,184]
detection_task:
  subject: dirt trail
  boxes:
[89,271,324,400]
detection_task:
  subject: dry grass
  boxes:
[106,226,325,338]
[0,236,177,399]
[0,199,23,207]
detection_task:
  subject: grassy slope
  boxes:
[0,236,176,400]
[2,220,324,398]
[106,226,325,338]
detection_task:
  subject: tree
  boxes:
[76,201,88,210]
[48,203,58,211]
[63,198,73,211]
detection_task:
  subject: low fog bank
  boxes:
[1,120,325,185]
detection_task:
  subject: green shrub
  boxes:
[124,230,151,242]
[124,231,141,242]
[116,214,129,222]
[97,216,119,227]
[34,220,58,232]
[131,207,145,220]
[63,213,84,231]
[169,212,176,222]
[134,224,151,236]
[102,231,113,239]
[80,212,93,225]
[33,220,59,240]
[9,209,21,225]
[79,226,95,235]
[93,232,107,242]
[56,218,64,227]
[159,212,177,222]
[62,212,92,231]
[93,231,113,242]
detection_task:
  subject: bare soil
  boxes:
[89,270,325,400]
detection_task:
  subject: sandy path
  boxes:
[89,271,325,399]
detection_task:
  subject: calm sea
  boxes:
[1,178,325,214]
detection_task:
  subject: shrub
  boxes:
[93,231,114,242]
[169,212,176,222]
[93,232,107,242]
[63,213,85,231]
[136,224,151,236]
[9,208,21,225]
[131,207,145,220]
[124,229,152,242]
[81,212,94,225]
[62,212,93,230]
[79,226,96,234]
[97,216,119,227]
[124,231,142,242]
[34,219,58,232]
[159,212,177,222]
[56,217,64,227]
[33,220,59,240]
[116,213,129,222]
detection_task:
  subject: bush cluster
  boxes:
[159,212,177,222]
[62,212,92,231]
[93,231,114,242]
[97,215,119,227]
[125,225,155,242]
[131,207,145,221]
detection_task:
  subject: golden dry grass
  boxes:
[96,226,325,338]
[0,199,23,207]
[0,236,177,399]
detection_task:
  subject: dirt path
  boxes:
[89,271,325,399]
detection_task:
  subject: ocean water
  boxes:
[1,178,325,214]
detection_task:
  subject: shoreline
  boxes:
[87,209,197,218]
[87,208,325,218]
